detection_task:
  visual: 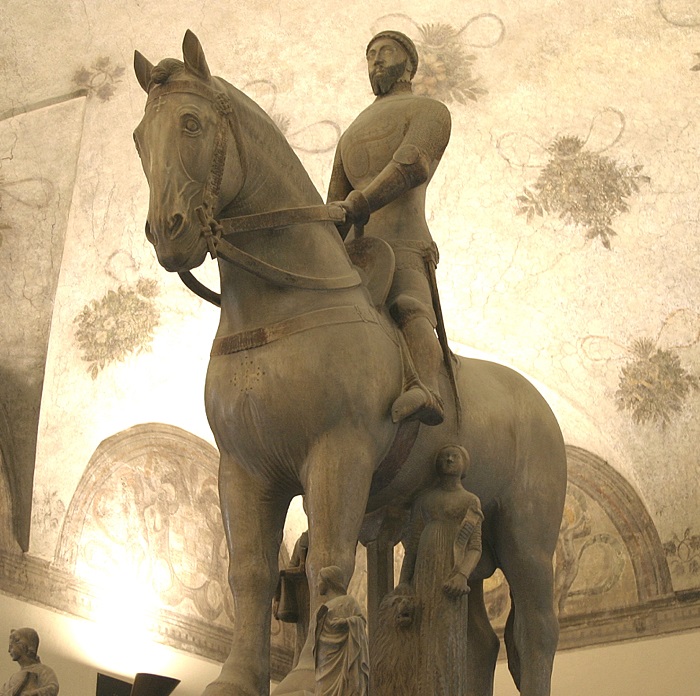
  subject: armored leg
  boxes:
[390,295,444,425]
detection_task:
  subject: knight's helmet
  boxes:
[366,30,419,78]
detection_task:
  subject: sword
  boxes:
[425,255,462,425]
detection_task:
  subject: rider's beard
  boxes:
[370,60,407,96]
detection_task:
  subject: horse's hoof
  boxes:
[202,680,257,696]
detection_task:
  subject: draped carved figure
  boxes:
[399,445,483,696]
[313,566,369,696]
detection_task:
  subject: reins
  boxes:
[147,80,360,307]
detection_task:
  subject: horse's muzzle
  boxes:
[167,213,185,240]
[144,212,207,271]
[146,213,187,246]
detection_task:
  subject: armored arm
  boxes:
[339,99,452,226]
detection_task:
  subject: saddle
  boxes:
[345,236,395,308]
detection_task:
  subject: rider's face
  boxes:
[367,38,409,95]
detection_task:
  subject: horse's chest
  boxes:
[205,348,339,461]
[205,354,307,470]
[220,353,266,394]
[206,352,284,425]
[341,109,407,184]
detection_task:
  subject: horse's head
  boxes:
[133,31,245,272]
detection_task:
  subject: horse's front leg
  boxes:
[204,452,290,696]
[272,429,380,695]
[303,432,377,594]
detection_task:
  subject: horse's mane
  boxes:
[150,58,187,87]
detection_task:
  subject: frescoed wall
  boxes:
[1,0,699,691]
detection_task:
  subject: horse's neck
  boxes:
[223,83,321,213]
[231,138,320,213]
[216,91,363,335]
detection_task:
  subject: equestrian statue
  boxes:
[132,29,567,696]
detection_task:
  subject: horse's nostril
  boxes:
[168,213,185,239]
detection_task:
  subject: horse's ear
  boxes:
[182,29,211,81]
[134,50,154,93]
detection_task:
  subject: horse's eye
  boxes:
[183,116,201,135]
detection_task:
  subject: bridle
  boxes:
[145,79,360,307]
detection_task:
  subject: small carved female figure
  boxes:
[399,445,483,696]
[313,566,370,696]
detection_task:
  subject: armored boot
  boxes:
[391,315,444,426]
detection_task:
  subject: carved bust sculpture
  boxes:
[1,628,59,696]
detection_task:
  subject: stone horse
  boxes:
[133,31,567,696]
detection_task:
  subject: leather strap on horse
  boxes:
[179,270,222,307]
[369,419,420,496]
[178,203,356,305]
[219,204,346,236]
[210,304,377,356]
[147,80,230,108]
[209,231,361,290]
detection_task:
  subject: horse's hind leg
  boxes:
[204,453,290,696]
[466,579,500,696]
[504,594,521,689]
[497,520,560,696]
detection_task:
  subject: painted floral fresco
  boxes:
[616,338,698,426]
[411,22,487,103]
[664,528,700,579]
[581,309,700,429]
[74,278,160,379]
[516,134,650,248]
[73,57,125,102]
[372,12,504,104]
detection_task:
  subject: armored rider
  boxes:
[328,30,451,426]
